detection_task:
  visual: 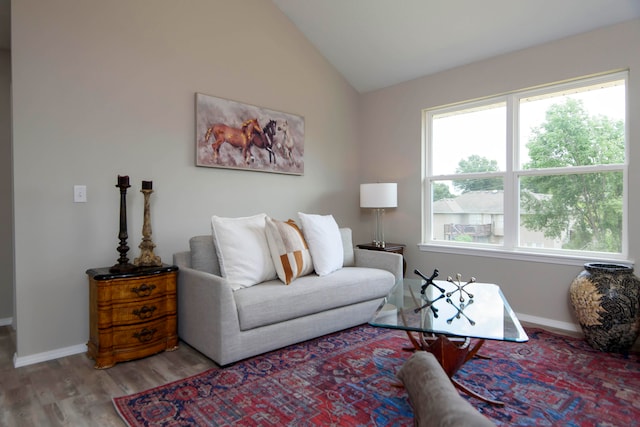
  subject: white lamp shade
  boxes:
[360,183,397,208]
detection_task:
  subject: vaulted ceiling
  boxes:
[272,0,640,93]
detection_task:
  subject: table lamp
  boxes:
[360,183,397,248]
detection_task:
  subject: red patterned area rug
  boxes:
[113,325,640,426]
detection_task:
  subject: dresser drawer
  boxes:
[108,273,175,303]
[112,318,168,350]
[111,297,175,326]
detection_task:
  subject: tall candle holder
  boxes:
[134,180,162,267]
[110,175,137,273]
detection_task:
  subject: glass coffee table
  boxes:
[370,271,528,406]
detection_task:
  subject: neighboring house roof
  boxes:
[433,190,504,214]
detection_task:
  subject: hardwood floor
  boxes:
[0,325,219,427]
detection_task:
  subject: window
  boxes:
[423,72,627,259]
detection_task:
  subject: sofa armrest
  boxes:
[174,264,240,360]
[354,248,403,282]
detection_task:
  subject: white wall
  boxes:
[0,48,11,322]
[359,19,640,331]
[11,0,360,360]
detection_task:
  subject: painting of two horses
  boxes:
[196,93,304,175]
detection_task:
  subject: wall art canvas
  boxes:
[196,93,304,175]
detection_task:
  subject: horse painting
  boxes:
[204,118,265,165]
[195,93,304,174]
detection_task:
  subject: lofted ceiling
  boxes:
[272,0,640,93]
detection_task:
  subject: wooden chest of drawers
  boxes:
[86,265,178,369]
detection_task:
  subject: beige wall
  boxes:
[11,0,360,361]
[359,19,640,330]
[0,48,11,322]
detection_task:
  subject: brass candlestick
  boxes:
[110,175,137,273]
[134,180,162,267]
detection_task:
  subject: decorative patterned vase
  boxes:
[569,263,640,353]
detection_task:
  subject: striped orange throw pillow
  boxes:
[265,217,314,285]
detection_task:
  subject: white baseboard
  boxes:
[0,317,12,326]
[516,312,581,334]
[13,343,87,368]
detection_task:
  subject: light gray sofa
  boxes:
[173,228,402,366]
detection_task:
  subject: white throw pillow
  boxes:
[265,217,314,285]
[298,212,344,276]
[211,213,277,290]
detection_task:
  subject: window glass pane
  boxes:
[519,172,623,253]
[431,102,506,175]
[519,81,625,169]
[431,179,503,245]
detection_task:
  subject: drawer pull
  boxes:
[133,305,157,320]
[131,283,156,297]
[133,327,157,343]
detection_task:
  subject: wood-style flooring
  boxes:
[0,325,219,427]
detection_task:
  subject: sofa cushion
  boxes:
[298,212,344,276]
[211,213,277,290]
[397,352,497,427]
[233,266,394,330]
[189,235,220,276]
[265,217,314,285]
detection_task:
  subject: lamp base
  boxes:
[373,208,386,249]
[372,240,386,248]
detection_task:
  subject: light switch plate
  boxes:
[74,185,87,203]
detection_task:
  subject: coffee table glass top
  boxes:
[370,278,528,342]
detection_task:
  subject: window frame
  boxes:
[420,71,629,266]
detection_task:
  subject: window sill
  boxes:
[417,243,633,268]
